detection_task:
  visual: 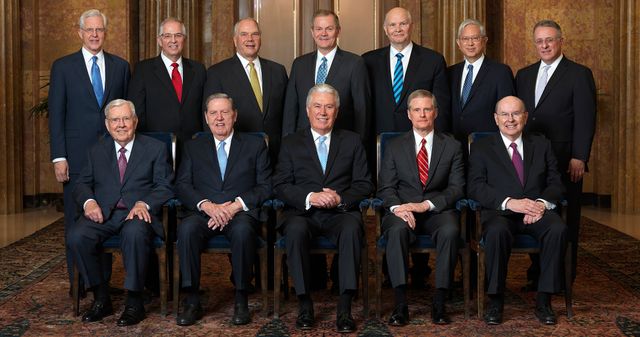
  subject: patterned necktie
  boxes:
[248,62,263,112]
[392,53,404,104]
[461,64,474,106]
[171,62,182,102]
[116,147,127,208]
[91,56,104,106]
[417,138,429,188]
[217,140,227,180]
[534,65,550,106]
[316,57,328,84]
[317,136,328,173]
[510,142,524,185]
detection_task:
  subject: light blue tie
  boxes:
[461,64,473,106]
[392,53,404,104]
[91,56,104,106]
[317,136,328,173]
[535,65,550,106]
[217,140,227,180]
[316,57,328,84]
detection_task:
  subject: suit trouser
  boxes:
[382,210,460,290]
[563,174,583,282]
[281,210,364,296]
[482,211,567,295]
[68,209,154,292]
[178,213,257,291]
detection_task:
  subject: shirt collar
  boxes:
[160,52,183,68]
[540,53,563,68]
[114,136,135,153]
[413,129,434,147]
[236,53,261,69]
[317,47,338,62]
[499,132,523,151]
[214,131,234,147]
[82,47,104,63]
[464,53,485,68]
[311,128,332,142]
[390,42,413,58]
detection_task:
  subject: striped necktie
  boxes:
[392,53,404,104]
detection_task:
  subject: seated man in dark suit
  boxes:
[175,93,272,326]
[68,99,173,326]
[467,96,566,325]
[273,84,374,333]
[377,89,465,326]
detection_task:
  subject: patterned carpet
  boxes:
[0,216,639,336]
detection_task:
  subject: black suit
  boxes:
[377,131,464,289]
[362,43,450,133]
[447,57,515,141]
[515,56,596,279]
[282,48,371,141]
[467,133,566,294]
[204,55,287,160]
[273,129,374,295]
[128,55,207,143]
[68,134,174,291]
[175,132,271,292]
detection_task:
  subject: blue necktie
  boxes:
[461,64,473,106]
[217,140,227,180]
[317,136,328,173]
[316,57,328,84]
[392,53,404,104]
[535,65,550,106]
[91,56,104,106]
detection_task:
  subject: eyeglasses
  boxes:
[82,28,106,34]
[107,116,133,124]
[459,35,484,43]
[160,33,185,40]
[534,37,561,45]
[496,111,525,119]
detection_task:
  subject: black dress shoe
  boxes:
[81,299,113,322]
[176,303,204,326]
[232,303,251,325]
[295,308,314,330]
[388,304,409,326]
[431,303,450,325]
[534,305,557,325]
[484,303,503,325]
[116,305,146,326]
[336,311,356,333]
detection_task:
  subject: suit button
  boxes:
[532,117,536,121]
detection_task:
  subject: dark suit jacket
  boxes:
[377,131,464,211]
[273,128,374,225]
[362,43,450,133]
[48,50,130,175]
[515,56,596,170]
[203,55,287,157]
[128,55,207,142]
[73,134,174,237]
[447,57,515,140]
[467,133,564,212]
[282,48,371,141]
[175,132,272,221]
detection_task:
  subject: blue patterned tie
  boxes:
[535,65,550,107]
[91,56,104,106]
[317,136,328,173]
[461,64,473,106]
[217,140,227,180]
[392,53,404,104]
[316,57,328,84]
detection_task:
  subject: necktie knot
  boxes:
[396,53,404,60]
[171,62,178,69]
[420,138,426,147]
[510,142,517,150]
[92,55,98,64]
[467,64,473,72]
[319,135,327,144]
[119,147,126,155]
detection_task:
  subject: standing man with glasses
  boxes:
[515,19,596,288]
[48,9,130,296]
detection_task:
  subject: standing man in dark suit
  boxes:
[515,20,596,284]
[377,90,465,326]
[447,19,514,142]
[204,18,287,161]
[274,84,374,333]
[67,99,173,326]
[128,17,207,144]
[282,9,371,142]
[175,93,271,326]
[468,96,566,325]
[48,9,130,292]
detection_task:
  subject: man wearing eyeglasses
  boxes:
[128,17,206,144]
[468,96,566,325]
[515,19,596,291]
[48,8,130,296]
[447,19,515,143]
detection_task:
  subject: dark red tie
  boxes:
[417,138,429,188]
[117,147,127,209]
[510,142,524,185]
[171,62,182,102]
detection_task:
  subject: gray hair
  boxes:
[158,17,187,36]
[407,89,438,110]
[79,9,107,30]
[233,18,261,36]
[383,7,412,27]
[204,93,236,111]
[533,19,562,38]
[457,18,485,38]
[306,83,340,108]
[105,99,136,118]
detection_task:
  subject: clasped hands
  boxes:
[201,200,243,231]
[309,188,342,209]
[392,201,430,230]
[84,200,151,223]
[506,198,546,224]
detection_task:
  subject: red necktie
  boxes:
[117,147,127,209]
[171,62,182,102]
[417,138,429,188]
[510,142,524,185]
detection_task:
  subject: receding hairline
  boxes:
[233,18,261,36]
[158,17,187,36]
[383,7,412,26]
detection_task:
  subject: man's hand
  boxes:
[309,188,341,209]
[53,161,69,183]
[126,201,152,223]
[202,201,242,231]
[394,201,430,214]
[84,200,104,224]
[506,198,545,217]
[393,209,416,229]
[568,158,586,182]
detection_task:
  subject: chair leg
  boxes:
[361,246,369,318]
[564,242,574,318]
[462,247,470,319]
[259,247,269,317]
[375,249,383,319]
[157,248,167,317]
[173,244,180,317]
[477,249,485,319]
[72,263,80,316]
[273,249,282,319]
[282,254,289,300]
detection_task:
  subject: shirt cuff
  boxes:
[305,192,313,210]
[83,199,96,210]
[197,199,210,211]
[535,198,556,210]
[389,205,399,212]
[52,157,66,163]
[235,197,249,211]
[426,200,436,212]
[500,197,511,211]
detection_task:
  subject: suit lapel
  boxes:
[304,53,318,89]
[101,136,121,186]
[224,133,244,182]
[452,63,463,107]
[102,53,116,107]
[122,135,144,185]
[403,133,421,188]
[261,60,272,115]
[402,44,422,106]
[304,129,325,176]
[204,135,224,185]
[73,51,100,107]
[425,133,444,189]
[465,60,490,108]
[152,56,179,103]
[324,130,341,177]
[537,57,568,108]
[181,58,194,105]
[325,49,343,84]
[522,135,535,187]
[231,56,264,115]
[490,135,522,186]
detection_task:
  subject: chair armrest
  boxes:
[466,199,483,242]
[455,199,469,242]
